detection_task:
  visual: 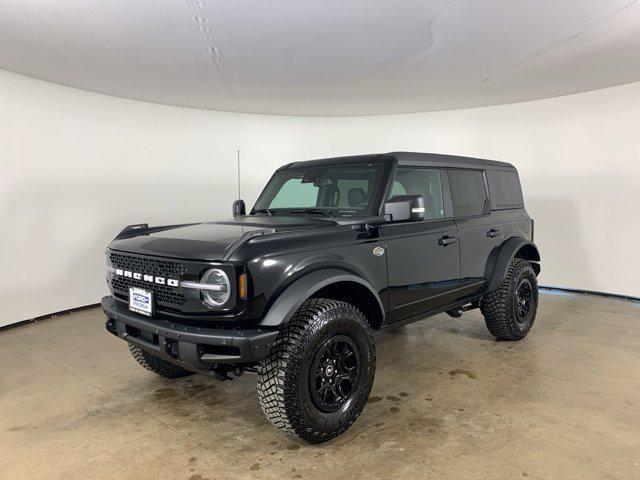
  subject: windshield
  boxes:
[253,163,384,217]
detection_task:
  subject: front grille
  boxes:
[109,253,187,306]
[111,276,187,306]
[110,253,186,278]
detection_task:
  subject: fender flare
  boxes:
[259,268,385,327]
[486,237,541,292]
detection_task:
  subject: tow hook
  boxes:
[211,366,245,381]
[164,339,180,359]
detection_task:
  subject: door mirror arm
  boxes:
[348,215,390,236]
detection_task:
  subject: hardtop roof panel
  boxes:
[281,152,514,171]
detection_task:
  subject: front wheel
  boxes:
[257,298,375,443]
[128,344,195,379]
[481,258,539,340]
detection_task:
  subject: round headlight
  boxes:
[200,268,231,308]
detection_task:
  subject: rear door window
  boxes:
[448,169,489,217]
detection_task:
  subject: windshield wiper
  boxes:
[290,208,333,217]
[252,208,276,216]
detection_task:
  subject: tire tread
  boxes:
[128,344,194,379]
[481,258,538,340]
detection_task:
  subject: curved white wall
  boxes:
[2,69,639,326]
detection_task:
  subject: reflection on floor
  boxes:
[1,292,639,480]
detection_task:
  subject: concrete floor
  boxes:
[1,291,639,480]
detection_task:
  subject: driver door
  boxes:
[380,167,461,323]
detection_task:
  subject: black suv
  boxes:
[103,152,540,443]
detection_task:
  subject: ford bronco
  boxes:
[103,152,540,443]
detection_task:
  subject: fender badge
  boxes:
[372,246,385,257]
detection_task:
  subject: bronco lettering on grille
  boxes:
[114,269,179,287]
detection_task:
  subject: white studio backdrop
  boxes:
[2,68,639,327]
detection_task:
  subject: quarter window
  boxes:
[448,169,488,217]
[387,167,445,220]
[490,170,523,207]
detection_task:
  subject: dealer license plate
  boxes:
[129,287,153,317]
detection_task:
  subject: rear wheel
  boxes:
[481,258,538,340]
[128,344,195,379]
[257,298,375,443]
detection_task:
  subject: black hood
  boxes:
[108,216,333,261]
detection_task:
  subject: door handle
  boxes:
[438,235,457,246]
[487,229,503,238]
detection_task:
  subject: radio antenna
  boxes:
[236,149,241,199]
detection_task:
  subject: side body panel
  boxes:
[230,224,389,323]
[455,209,530,292]
[494,209,532,243]
[259,269,384,327]
[455,212,507,294]
[380,219,460,322]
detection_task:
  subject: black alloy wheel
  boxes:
[514,278,533,322]
[310,335,361,413]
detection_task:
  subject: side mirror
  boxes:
[232,199,246,218]
[384,195,425,222]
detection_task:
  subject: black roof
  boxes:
[283,152,514,170]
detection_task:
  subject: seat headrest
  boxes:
[348,188,367,207]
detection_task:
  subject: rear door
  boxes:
[380,167,461,323]
[448,168,502,295]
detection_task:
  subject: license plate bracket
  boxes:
[129,287,154,317]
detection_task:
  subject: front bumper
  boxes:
[102,296,278,371]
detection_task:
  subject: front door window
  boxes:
[387,167,445,220]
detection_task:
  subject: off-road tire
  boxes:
[128,344,194,379]
[257,298,376,444]
[481,258,538,340]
